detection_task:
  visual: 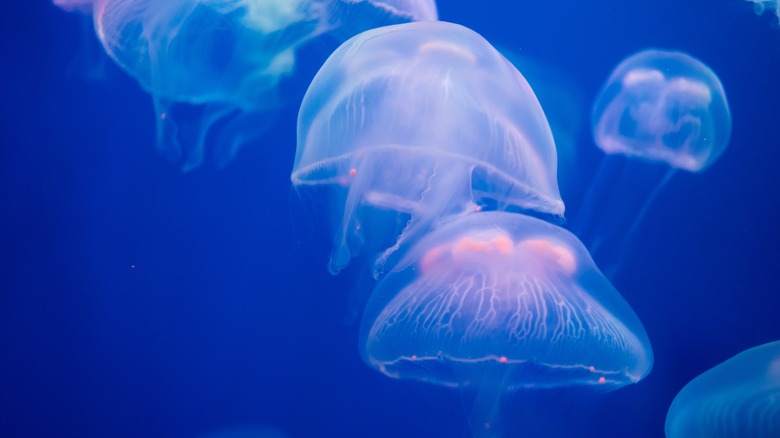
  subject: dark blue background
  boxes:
[2,1,779,437]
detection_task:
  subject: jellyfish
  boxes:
[666,340,780,437]
[291,21,564,277]
[748,0,780,24]
[360,211,652,435]
[60,0,438,170]
[572,48,731,272]
[53,0,93,13]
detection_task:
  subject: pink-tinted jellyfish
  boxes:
[666,340,780,437]
[574,48,731,271]
[61,0,438,170]
[291,21,563,277]
[360,211,652,435]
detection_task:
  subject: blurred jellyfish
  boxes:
[499,48,587,202]
[53,0,93,13]
[666,340,780,437]
[360,211,653,435]
[749,0,780,24]
[292,21,564,277]
[573,48,731,272]
[58,0,438,170]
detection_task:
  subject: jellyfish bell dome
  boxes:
[592,48,731,173]
[666,340,780,437]
[89,0,437,169]
[360,211,652,389]
[292,20,563,275]
[572,48,731,273]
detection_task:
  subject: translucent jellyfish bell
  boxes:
[83,0,438,169]
[360,211,652,434]
[666,340,780,437]
[574,48,731,271]
[292,21,563,276]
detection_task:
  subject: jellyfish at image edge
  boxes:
[291,21,564,277]
[748,0,780,24]
[666,340,780,437]
[59,0,438,170]
[360,211,653,436]
[572,48,731,272]
[53,0,93,13]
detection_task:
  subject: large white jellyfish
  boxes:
[573,48,731,271]
[54,0,438,170]
[360,211,653,435]
[291,21,564,276]
[666,340,780,437]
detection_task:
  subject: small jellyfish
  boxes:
[666,340,780,437]
[573,48,731,272]
[64,0,437,170]
[360,211,653,435]
[291,21,564,276]
[748,0,780,24]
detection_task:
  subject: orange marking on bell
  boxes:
[517,238,576,275]
[491,235,513,255]
[598,377,606,384]
[499,356,508,364]
[349,168,357,177]
[420,245,447,274]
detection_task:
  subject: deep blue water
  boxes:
[2,1,780,437]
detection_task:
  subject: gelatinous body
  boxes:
[666,340,780,438]
[574,48,731,272]
[292,21,563,275]
[361,211,652,387]
[361,211,652,434]
[77,0,437,169]
[592,49,730,172]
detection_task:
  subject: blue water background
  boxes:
[2,1,780,437]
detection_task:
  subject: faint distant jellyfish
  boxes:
[573,48,731,271]
[53,0,93,13]
[79,0,438,169]
[666,340,780,437]
[360,211,653,435]
[748,0,780,24]
[291,21,564,276]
